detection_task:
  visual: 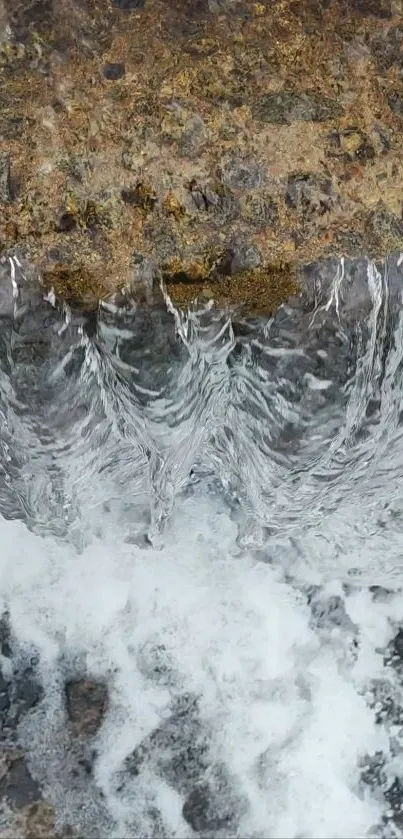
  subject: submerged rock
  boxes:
[65,679,108,737]
[0,754,41,809]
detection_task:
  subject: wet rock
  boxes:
[309,593,355,630]
[387,90,403,118]
[385,627,403,671]
[122,694,209,792]
[22,801,57,838]
[285,173,332,217]
[0,612,12,657]
[0,755,41,809]
[65,679,108,736]
[0,151,11,203]
[0,663,44,733]
[103,62,125,81]
[253,91,343,124]
[182,778,241,833]
[0,670,10,716]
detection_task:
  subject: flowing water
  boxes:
[3,254,403,836]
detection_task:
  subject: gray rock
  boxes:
[372,25,403,73]
[387,89,403,117]
[220,152,263,190]
[0,756,41,809]
[182,777,242,833]
[285,173,332,217]
[0,152,11,203]
[253,91,343,124]
[216,240,262,275]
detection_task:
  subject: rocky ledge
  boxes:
[0,0,403,313]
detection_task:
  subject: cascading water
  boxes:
[3,254,403,837]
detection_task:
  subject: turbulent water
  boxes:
[3,254,403,836]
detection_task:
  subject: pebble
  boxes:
[103,63,126,81]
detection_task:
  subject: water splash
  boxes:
[2,254,403,837]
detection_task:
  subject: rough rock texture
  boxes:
[0,0,403,311]
[65,679,108,737]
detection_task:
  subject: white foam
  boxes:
[0,492,391,838]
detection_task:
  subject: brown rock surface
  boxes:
[65,678,108,736]
[0,0,403,312]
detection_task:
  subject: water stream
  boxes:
[2,254,403,836]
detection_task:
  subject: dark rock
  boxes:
[182,780,239,833]
[369,585,394,603]
[216,241,262,276]
[5,666,44,728]
[384,776,403,827]
[285,173,332,216]
[310,594,353,629]
[103,63,126,81]
[0,756,41,809]
[347,0,391,17]
[372,26,403,73]
[65,679,108,736]
[253,91,343,124]
[0,152,11,203]
[0,670,10,716]
[56,212,77,233]
[385,628,403,669]
[387,90,403,118]
[3,0,53,39]
[0,612,12,658]
[113,0,145,8]
[220,153,263,190]
[189,181,239,225]
[121,183,157,211]
[121,694,209,793]
[14,670,42,711]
